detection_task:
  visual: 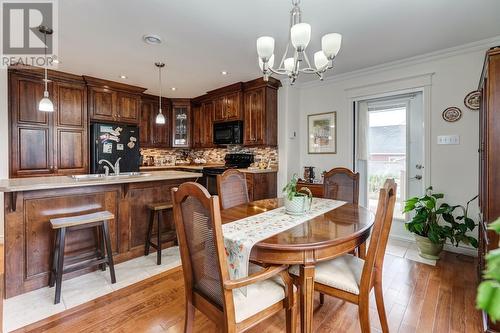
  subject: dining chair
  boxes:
[171,182,297,333]
[217,169,249,209]
[290,179,397,333]
[323,167,360,204]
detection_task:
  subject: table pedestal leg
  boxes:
[299,264,315,333]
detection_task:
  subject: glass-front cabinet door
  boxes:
[171,99,191,148]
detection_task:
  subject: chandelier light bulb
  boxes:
[321,33,342,59]
[284,57,295,73]
[290,23,311,51]
[314,51,329,70]
[259,54,275,71]
[256,36,275,61]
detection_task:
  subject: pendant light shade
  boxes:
[155,62,166,125]
[290,22,311,51]
[156,109,166,124]
[321,33,342,59]
[39,91,54,112]
[38,26,54,112]
[256,36,275,61]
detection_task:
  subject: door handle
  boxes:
[416,164,424,170]
[410,175,422,180]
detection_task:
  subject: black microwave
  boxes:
[213,121,243,145]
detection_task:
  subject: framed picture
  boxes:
[308,112,337,154]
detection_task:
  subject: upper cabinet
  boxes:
[9,67,88,178]
[192,100,214,148]
[171,99,191,148]
[84,76,146,124]
[243,78,280,146]
[140,94,170,148]
[209,83,243,122]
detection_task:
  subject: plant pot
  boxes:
[284,195,311,216]
[414,234,444,260]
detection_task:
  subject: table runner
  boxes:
[222,198,346,285]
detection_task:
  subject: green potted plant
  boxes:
[477,218,500,322]
[282,174,312,215]
[403,186,478,259]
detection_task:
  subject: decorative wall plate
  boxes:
[442,107,462,122]
[464,90,481,110]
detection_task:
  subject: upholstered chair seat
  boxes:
[290,254,364,295]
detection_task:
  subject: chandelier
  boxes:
[256,0,342,85]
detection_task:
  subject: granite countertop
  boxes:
[0,170,203,193]
[140,165,278,174]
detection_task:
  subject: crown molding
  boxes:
[299,35,500,89]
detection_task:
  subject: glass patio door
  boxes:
[356,92,424,221]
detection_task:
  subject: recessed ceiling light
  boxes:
[171,87,177,91]
[143,34,162,45]
[221,71,228,75]
[120,75,127,79]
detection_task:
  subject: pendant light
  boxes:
[155,62,166,124]
[38,26,54,112]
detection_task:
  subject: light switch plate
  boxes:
[437,135,460,145]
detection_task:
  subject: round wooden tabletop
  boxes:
[220,198,375,265]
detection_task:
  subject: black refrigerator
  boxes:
[90,123,141,174]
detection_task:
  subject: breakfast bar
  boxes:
[0,170,201,298]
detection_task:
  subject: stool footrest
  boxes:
[61,257,110,275]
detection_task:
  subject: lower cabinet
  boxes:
[296,181,324,198]
[245,172,277,201]
[3,178,195,298]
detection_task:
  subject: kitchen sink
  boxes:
[70,172,152,180]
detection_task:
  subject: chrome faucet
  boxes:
[98,157,121,176]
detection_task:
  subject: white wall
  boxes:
[0,68,8,242]
[278,37,500,252]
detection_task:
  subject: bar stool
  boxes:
[49,211,116,304]
[144,202,177,265]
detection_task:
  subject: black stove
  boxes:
[202,153,254,175]
[202,153,254,193]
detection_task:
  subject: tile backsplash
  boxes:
[141,146,278,167]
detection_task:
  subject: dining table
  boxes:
[220,198,375,333]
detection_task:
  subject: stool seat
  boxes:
[50,211,114,229]
[147,202,173,211]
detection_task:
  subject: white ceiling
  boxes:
[57,0,500,97]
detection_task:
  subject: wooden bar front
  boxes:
[3,178,195,298]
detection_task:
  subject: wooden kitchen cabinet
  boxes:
[9,68,88,178]
[243,78,280,146]
[84,76,146,124]
[171,99,191,148]
[210,83,243,121]
[140,94,170,148]
[245,172,277,201]
[192,100,214,148]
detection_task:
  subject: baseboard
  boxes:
[388,234,478,257]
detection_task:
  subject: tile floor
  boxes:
[4,246,181,332]
[3,239,436,332]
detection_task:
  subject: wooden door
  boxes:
[191,104,202,148]
[201,101,214,147]
[53,82,88,175]
[9,74,54,177]
[89,87,116,122]
[243,88,265,145]
[213,96,225,121]
[117,92,140,124]
[152,99,170,147]
[139,100,154,147]
[225,92,241,120]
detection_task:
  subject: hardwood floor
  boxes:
[9,250,482,333]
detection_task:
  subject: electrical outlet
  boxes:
[437,135,460,145]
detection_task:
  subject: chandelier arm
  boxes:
[303,51,313,70]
